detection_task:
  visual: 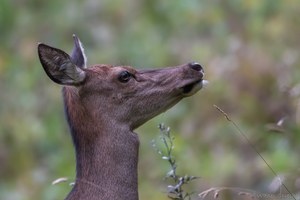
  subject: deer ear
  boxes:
[38,43,86,86]
[71,34,87,68]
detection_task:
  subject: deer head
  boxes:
[38,35,206,200]
[38,35,205,130]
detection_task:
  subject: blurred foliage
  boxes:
[0,0,300,199]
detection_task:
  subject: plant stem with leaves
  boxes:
[152,124,198,200]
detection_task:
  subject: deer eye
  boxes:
[118,71,132,83]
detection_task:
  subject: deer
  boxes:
[37,35,206,200]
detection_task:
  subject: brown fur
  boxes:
[38,40,204,200]
[62,65,203,200]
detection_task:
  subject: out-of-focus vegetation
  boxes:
[0,0,300,199]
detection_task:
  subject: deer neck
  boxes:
[63,87,139,200]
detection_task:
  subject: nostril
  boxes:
[188,62,203,72]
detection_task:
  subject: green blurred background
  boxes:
[0,0,300,199]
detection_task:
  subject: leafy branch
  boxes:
[152,123,198,200]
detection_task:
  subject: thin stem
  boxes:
[153,124,198,200]
[214,105,296,200]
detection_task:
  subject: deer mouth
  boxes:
[181,79,205,96]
